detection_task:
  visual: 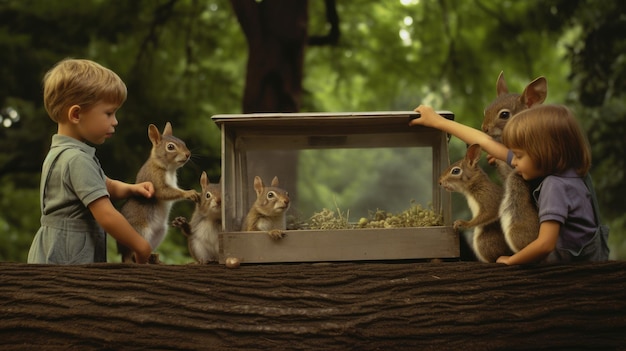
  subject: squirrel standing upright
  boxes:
[172,171,222,264]
[439,144,513,262]
[118,122,199,263]
[242,176,290,240]
[482,72,544,252]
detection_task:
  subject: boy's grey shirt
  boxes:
[28,135,109,264]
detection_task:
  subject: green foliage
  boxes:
[0,181,39,262]
[297,147,433,220]
[1,0,625,262]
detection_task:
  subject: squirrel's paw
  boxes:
[148,253,162,264]
[453,220,467,231]
[171,216,188,228]
[171,216,191,236]
[184,190,201,203]
[267,229,286,240]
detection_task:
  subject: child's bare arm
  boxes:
[88,196,152,263]
[410,105,510,162]
[497,221,560,265]
[106,177,154,201]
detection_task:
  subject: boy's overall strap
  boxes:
[40,146,74,212]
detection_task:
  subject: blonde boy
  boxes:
[28,59,152,264]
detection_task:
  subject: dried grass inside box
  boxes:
[211,111,459,264]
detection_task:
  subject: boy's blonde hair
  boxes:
[43,58,127,122]
[502,104,591,177]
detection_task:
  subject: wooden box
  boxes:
[211,111,458,264]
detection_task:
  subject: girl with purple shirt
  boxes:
[410,104,609,265]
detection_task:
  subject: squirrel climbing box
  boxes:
[212,111,458,264]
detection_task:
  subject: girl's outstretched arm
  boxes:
[410,105,509,162]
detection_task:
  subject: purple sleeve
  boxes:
[537,177,568,224]
[506,150,514,166]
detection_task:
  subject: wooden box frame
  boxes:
[211,111,458,264]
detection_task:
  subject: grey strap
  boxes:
[583,173,603,225]
[41,147,71,212]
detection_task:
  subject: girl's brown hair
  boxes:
[502,104,591,176]
[43,58,127,122]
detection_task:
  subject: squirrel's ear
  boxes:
[521,76,547,108]
[148,124,161,144]
[465,144,482,165]
[253,176,264,195]
[271,176,279,187]
[163,122,173,136]
[496,71,508,97]
[200,171,208,187]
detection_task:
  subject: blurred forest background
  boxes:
[0,0,624,264]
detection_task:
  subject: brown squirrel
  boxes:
[172,171,222,264]
[118,122,200,263]
[482,72,547,141]
[482,72,544,252]
[439,144,512,262]
[242,176,290,240]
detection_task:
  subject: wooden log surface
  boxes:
[1,260,625,350]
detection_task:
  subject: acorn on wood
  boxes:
[225,257,241,269]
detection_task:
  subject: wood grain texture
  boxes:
[1,261,625,350]
[219,227,459,263]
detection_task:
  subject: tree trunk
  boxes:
[2,261,625,350]
[229,0,311,211]
[230,0,308,114]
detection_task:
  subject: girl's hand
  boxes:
[496,256,511,265]
[133,244,152,264]
[409,105,444,128]
[133,181,154,199]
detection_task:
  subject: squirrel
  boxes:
[482,71,543,252]
[439,144,512,262]
[172,171,222,264]
[118,122,200,263]
[494,159,540,252]
[242,175,290,240]
[481,71,547,142]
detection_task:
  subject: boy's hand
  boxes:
[133,181,154,199]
